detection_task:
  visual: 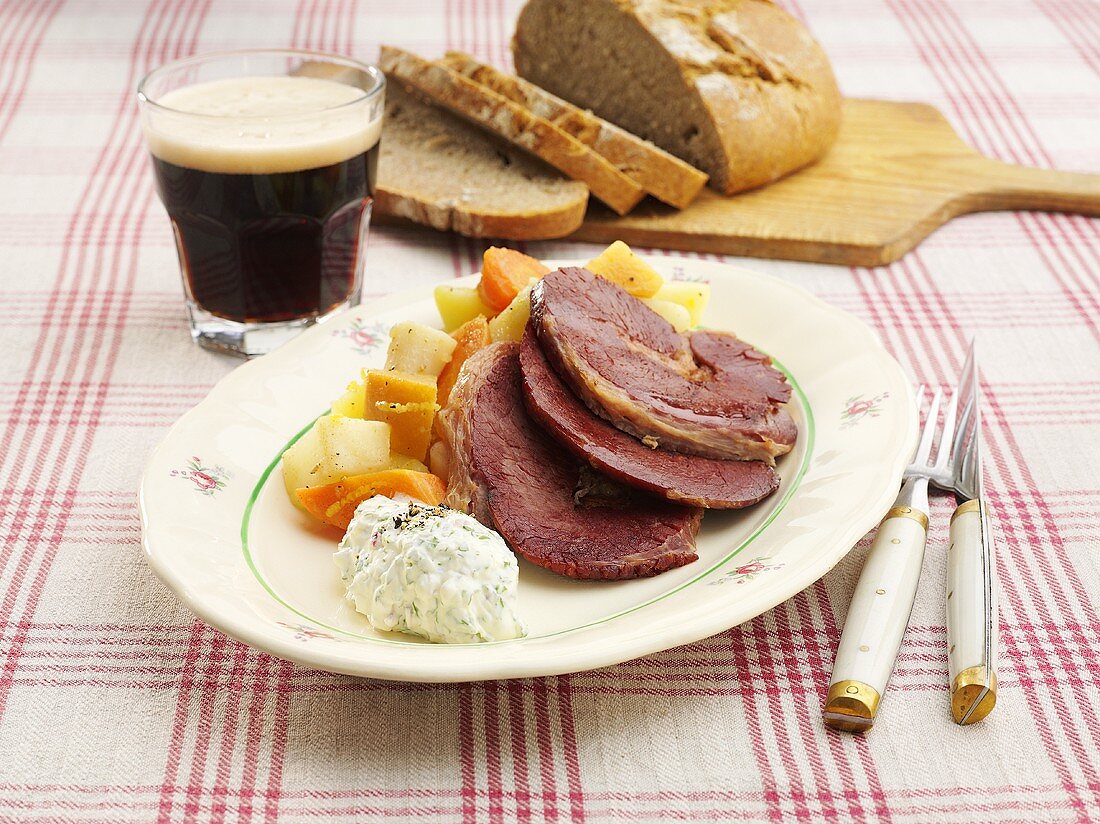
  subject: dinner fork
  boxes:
[823,384,957,732]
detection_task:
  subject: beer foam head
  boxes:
[142,76,383,174]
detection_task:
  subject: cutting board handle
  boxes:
[965,158,1100,215]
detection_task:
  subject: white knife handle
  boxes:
[824,507,927,732]
[947,499,998,725]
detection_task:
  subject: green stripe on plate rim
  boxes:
[240,357,814,646]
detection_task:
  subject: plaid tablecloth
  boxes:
[2,0,1099,821]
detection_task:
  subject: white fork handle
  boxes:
[824,508,927,732]
[947,499,998,724]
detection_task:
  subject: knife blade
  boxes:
[945,342,998,725]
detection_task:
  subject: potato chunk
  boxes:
[281,416,391,506]
[364,370,439,462]
[434,284,492,332]
[488,281,536,343]
[330,378,366,418]
[642,297,691,332]
[585,240,663,297]
[653,281,710,327]
[384,321,458,377]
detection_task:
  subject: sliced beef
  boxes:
[437,342,700,580]
[519,327,780,508]
[530,267,797,464]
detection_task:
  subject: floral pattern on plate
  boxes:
[332,318,390,355]
[841,392,890,428]
[170,456,230,496]
[711,556,786,586]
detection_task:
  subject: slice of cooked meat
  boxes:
[435,342,494,525]
[530,267,797,463]
[519,326,780,508]
[436,342,700,580]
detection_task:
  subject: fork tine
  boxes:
[914,388,942,465]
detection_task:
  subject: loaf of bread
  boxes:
[439,51,708,209]
[513,0,841,195]
[375,83,589,240]
[379,46,644,215]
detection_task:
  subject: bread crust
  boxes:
[374,189,588,240]
[380,45,644,214]
[375,83,589,240]
[513,0,841,195]
[440,51,708,209]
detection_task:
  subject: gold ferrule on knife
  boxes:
[951,666,997,725]
[823,680,881,733]
[950,498,981,524]
[882,505,929,530]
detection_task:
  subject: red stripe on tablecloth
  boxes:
[794,594,849,819]
[726,625,783,821]
[458,682,479,824]
[0,0,63,142]
[483,680,506,822]
[532,678,561,823]
[0,780,1085,803]
[238,650,274,824]
[506,681,534,823]
[160,620,212,820]
[183,630,230,822]
[557,674,587,823]
[748,615,812,820]
[344,0,358,56]
[264,659,294,823]
[787,588,843,819]
[1047,0,1100,76]
[4,796,1078,820]
[0,795,1088,821]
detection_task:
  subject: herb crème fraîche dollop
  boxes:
[334,496,526,644]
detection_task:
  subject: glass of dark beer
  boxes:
[138,50,385,357]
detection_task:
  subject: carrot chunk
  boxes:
[295,469,447,530]
[477,247,550,312]
[436,316,492,407]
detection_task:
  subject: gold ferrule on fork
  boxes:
[882,505,929,530]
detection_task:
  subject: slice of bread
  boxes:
[513,0,841,195]
[379,45,644,215]
[440,52,708,209]
[375,83,589,240]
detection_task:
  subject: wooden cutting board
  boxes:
[571,98,1100,266]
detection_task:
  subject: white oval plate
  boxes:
[140,258,916,682]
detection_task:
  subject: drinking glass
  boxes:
[138,49,385,357]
